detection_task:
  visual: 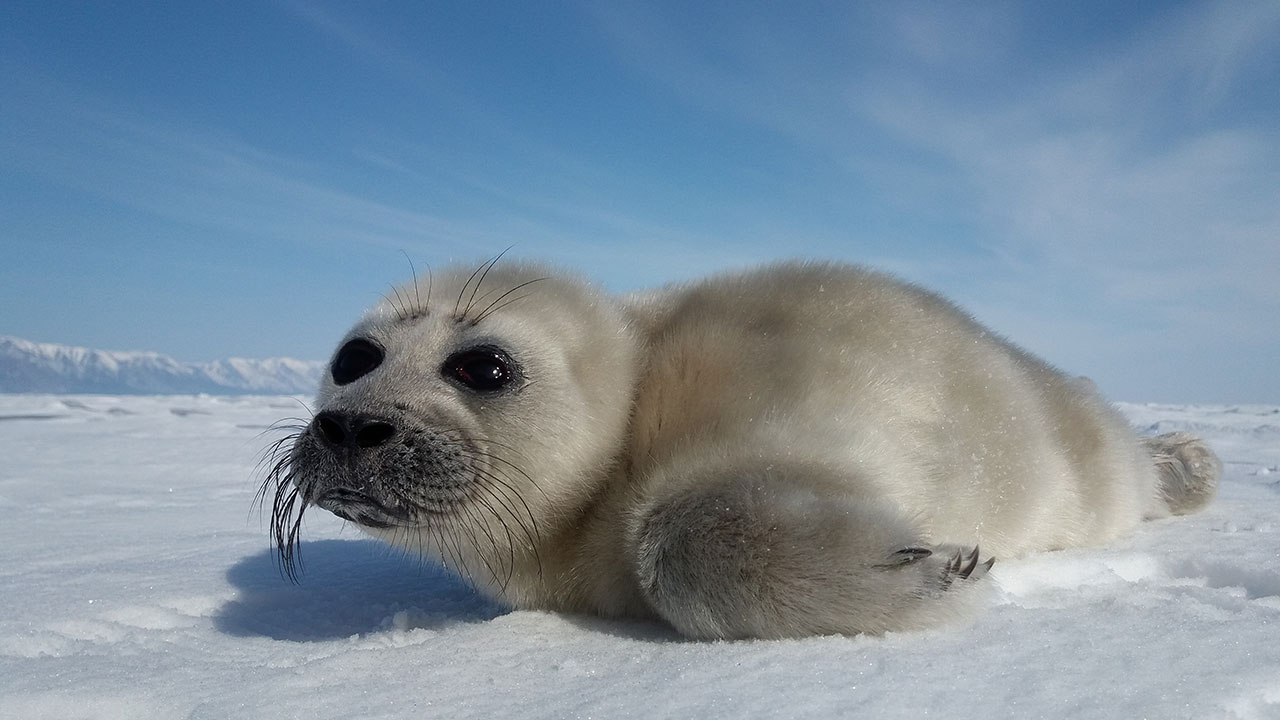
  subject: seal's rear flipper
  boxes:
[1143,432,1220,515]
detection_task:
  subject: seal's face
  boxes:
[295,337,526,528]
[262,261,638,590]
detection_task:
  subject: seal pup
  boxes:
[261,258,1220,639]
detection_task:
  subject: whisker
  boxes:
[470,466,542,576]
[461,284,506,317]
[466,447,546,500]
[470,465,541,542]
[435,513,472,582]
[274,478,308,582]
[389,285,410,321]
[284,396,315,418]
[472,478,536,584]
[454,255,497,318]
[403,251,421,313]
[253,423,318,584]
[251,431,303,514]
[461,500,513,592]
[460,247,515,320]
[467,456,547,547]
[399,250,429,320]
[424,265,434,313]
[471,278,548,326]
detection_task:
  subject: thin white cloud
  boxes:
[1135,0,1280,109]
[0,71,755,293]
[588,1,1280,292]
[586,0,1280,400]
[1,91,480,253]
[279,0,445,84]
[856,6,1280,307]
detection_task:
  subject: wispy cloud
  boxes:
[281,0,429,78]
[855,2,1280,304]
[589,1,1279,285]
[586,0,1279,399]
[0,70,749,291]
[1,76,484,250]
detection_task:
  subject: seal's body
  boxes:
[264,260,1219,639]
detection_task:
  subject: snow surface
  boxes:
[0,335,323,395]
[1,395,1277,719]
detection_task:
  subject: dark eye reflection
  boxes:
[443,347,517,392]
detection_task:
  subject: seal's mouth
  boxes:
[313,488,409,529]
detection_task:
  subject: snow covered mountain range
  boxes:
[0,335,323,395]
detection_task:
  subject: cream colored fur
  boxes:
[287,260,1219,639]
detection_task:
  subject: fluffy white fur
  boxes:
[283,260,1219,639]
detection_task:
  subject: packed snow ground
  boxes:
[1,394,1277,719]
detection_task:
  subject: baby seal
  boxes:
[262,258,1220,639]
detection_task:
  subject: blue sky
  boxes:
[2,1,1277,402]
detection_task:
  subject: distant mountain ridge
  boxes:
[0,335,323,395]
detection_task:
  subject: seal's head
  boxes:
[262,259,638,593]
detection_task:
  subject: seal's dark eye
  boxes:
[332,339,384,386]
[444,347,516,392]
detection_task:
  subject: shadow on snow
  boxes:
[213,539,504,641]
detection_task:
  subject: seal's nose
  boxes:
[312,411,396,449]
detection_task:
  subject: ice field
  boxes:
[1,394,1278,719]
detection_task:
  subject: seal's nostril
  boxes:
[355,421,395,448]
[315,414,347,445]
[313,412,395,449]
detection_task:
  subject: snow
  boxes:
[1,394,1277,719]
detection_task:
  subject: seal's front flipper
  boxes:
[628,462,994,639]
